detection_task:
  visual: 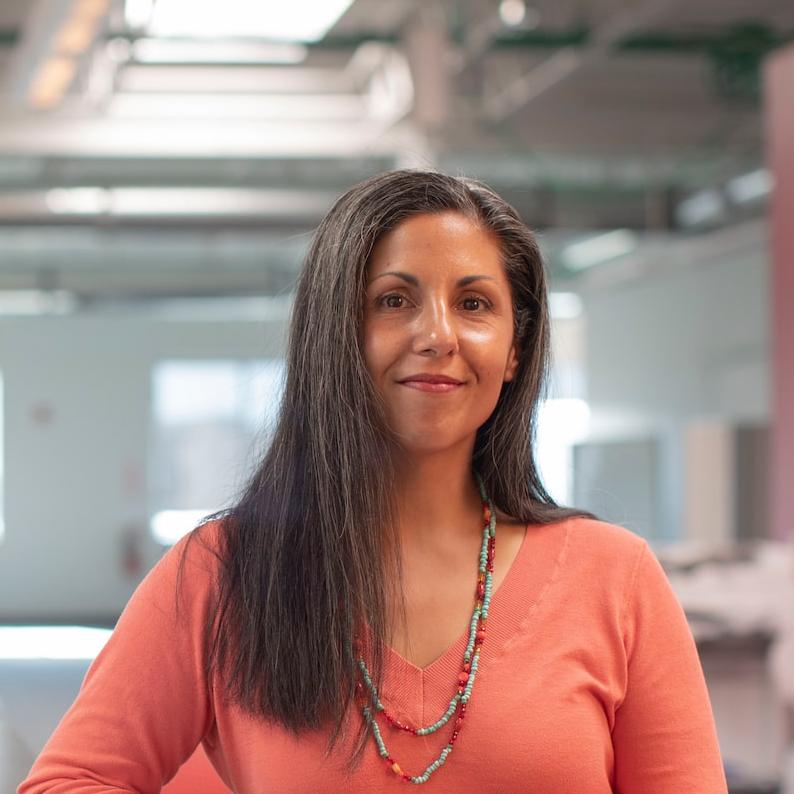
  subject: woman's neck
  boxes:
[391,447,483,551]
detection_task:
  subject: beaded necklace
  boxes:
[355,471,495,785]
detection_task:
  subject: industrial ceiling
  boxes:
[0,0,787,306]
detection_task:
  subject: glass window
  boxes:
[149,359,285,544]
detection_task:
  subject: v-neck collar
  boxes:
[370,517,572,726]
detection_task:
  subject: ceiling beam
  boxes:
[483,0,686,122]
[0,113,405,157]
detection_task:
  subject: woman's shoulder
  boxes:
[140,515,230,607]
[175,515,229,569]
[560,514,650,577]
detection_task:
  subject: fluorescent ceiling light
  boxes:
[0,290,77,315]
[0,626,112,660]
[42,187,335,218]
[0,117,391,157]
[46,187,110,214]
[28,57,77,109]
[676,189,726,228]
[117,65,342,93]
[561,229,637,272]
[55,19,96,54]
[107,93,364,121]
[147,0,355,42]
[151,509,211,545]
[549,291,583,320]
[126,295,295,321]
[131,38,307,64]
[499,0,526,26]
[111,187,335,217]
[26,0,110,107]
[725,169,773,205]
[55,0,110,54]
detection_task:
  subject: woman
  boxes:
[20,170,727,792]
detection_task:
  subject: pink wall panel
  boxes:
[765,45,794,540]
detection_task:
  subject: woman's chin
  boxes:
[390,430,475,458]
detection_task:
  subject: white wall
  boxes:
[584,244,769,421]
[0,313,286,621]
[578,225,769,541]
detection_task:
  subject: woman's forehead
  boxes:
[367,211,505,278]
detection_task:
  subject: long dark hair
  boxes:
[178,169,596,765]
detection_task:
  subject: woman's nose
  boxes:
[412,300,459,357]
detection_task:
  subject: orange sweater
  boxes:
[19,517,728,793]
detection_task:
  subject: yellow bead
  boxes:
[392,762,403,775]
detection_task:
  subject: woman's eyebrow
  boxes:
[369,271,497,286]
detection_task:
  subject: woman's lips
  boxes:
[399,380,463,393]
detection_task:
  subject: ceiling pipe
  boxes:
[483,0,685,122]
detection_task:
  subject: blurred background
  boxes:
[0,0,792,791]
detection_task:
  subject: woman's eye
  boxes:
[462,296,490,311]
[380,293,407,309]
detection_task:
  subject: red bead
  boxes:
[476,629,486,643]
[463,661,471,672]
[458,671,469,686]
[477,582,485,598]
[383,710,418,734]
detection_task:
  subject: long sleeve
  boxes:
[18,524,221,793]
[611,540,728,793]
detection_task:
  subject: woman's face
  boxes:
[363,210,520,455]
